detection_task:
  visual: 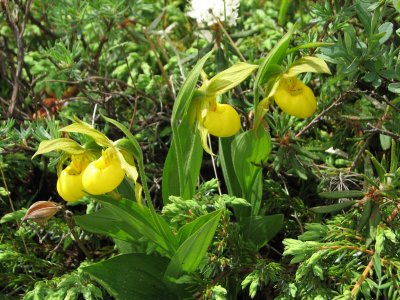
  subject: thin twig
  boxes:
[43,76,158,105]
[296,94,343,138]
[2,0,33,117]
[320,245,374,256]
[27,11,56,38]
[64,210,92,259]
[92,19,113,69]
[216,19,247,63]
[387,201,400,223]
[45,232,71,259]
[380,96,400,113]
[350,134,375,172]
[365,124,400,141]
[351,258,374,297]
[129,96,139,131]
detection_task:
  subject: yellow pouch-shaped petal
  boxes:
[82,149,125,195]
[203,103,241,137]
[57,165,85,202]
[274,77,317,118]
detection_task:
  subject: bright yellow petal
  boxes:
[57,167,85,202]
[82,149,125,195]
[203,103,241,137]
[274,77,317,118]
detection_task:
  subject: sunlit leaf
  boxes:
[164,210,221,280]
[32,138,85,158]
[285,56,331,77]
[60,119,112,147]
[84,253,176,300]
[205,62,258,96]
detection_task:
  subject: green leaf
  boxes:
[32,138,85,158]
[1,209,27,223]
[378,22,393,44]
[358,199,373,231]
[162,117,203,203]
[232,127,271,216]
[164,210,222,280]
[369,202,381,239]
[205,62,258,96]
[93,196,178,257]
[218,137,242,197]
[394,0,400,13]
[380,134,391,151]
[75,207,139,242]
[366,150,386,182]
[84,253,176,300]
[375,225,385,256]
[388,82,400,94]
[60,119,112,147]
[373,252,382,281]
[355,1,372,35]
[172,51,212,122]
[278,0,290,25]
[240,214,284,249]
[318,190,364,199]
[390,140,398,173]
[286,42,335,54]
[310,200,356,214]
[285,56,331,77]
[177,210,221,245]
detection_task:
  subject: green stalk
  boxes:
[171,118,185,197]
[102,115,177,255]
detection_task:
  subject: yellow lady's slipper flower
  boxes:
[274,77,316,118]
[194,96,241,155]
[82,148,125,195]
[57,155,89,202]
[203,103,241,137]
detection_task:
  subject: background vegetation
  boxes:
[1,0,400,299]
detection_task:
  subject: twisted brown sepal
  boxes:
[22,201,62,224]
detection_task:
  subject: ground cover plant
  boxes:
[1,0,400,299]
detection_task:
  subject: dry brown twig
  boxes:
[2,0,33,117]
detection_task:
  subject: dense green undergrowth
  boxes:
[1,0,400,299]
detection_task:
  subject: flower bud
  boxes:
[82,148,125,195]
[274,77,317,118]
[204,103,241,137]
[22,201,62,224]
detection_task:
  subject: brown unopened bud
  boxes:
[22,201,62,224]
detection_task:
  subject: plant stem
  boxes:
[351,258,374,297]
[64,210,92,259]
[137,148,177,256]
[171,120,185,197]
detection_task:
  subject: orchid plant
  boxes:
[31,28,331,299]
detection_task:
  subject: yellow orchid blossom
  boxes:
[253,56,330,126]
[203,102,241,137]
[82,148,125,195]
[273,77,317,118]
[57,155,89,202]
[195,96,241,155]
